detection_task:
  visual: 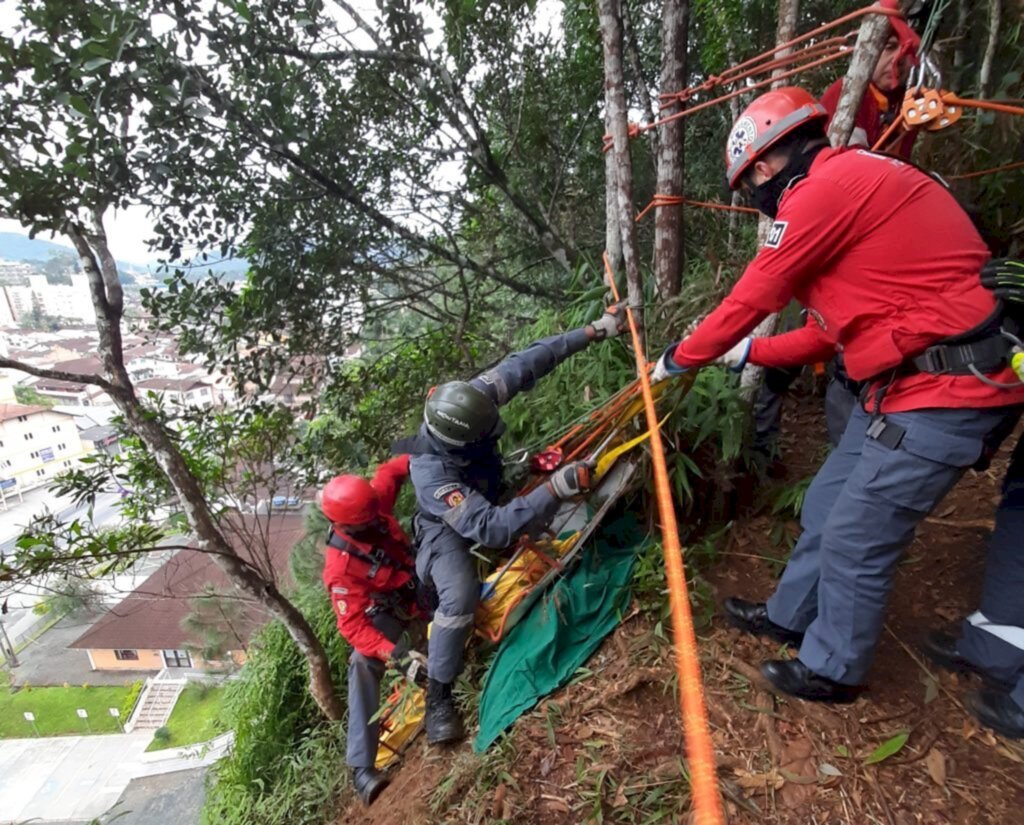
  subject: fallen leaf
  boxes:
[539,795,570,814]
[922,675,939,705]
[864,731,909,765]
[819,762,843,777]
[997,745,1024,764]
[612,783,629,808]
[925,748,946,786]
[936,504,957,518]
[778,737,817,807]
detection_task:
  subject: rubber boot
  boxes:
[425,678,465,744]
[352,766,389,805]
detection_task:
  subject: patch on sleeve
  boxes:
[444,490,466,508]
[333,598,347,615]
[433,482,462,501]
[764,220,788,249]
[331,586,348,596]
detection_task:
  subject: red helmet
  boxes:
[724,86,828,189]
[320,475,379,527]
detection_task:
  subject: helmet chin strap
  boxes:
[749,140,826,218]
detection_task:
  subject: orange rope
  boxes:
[870,116,905,151]
[944,95,1024,118]
[949,160,1024,181]
[603,4,906,149]
[602,252,724,825]
[636,194,759,221]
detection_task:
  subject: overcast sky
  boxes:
[0,208,160,265]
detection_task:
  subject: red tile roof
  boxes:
[70,514,306,652]
[0,403,49,422]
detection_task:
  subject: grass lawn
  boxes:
[0,686,130,737]
[146,684,226,752]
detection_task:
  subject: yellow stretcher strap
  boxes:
[375,684,426,770]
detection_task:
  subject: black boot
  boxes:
[425,678,465,744]
[921,631,1013,690]
[761,659,862,704]
[966,689,1024,740]
[352,766,389,805]
[723,597,804,646]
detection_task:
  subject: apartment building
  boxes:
[0,403,88,496]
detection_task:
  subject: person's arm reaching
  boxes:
[328,578,396,661]
[370,454,411,513]
[748,315,836,368]
[471,303,627,406]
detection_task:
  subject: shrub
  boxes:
[153,726,171,743]
[120,680,144,722]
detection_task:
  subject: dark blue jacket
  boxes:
[407,329,592,558]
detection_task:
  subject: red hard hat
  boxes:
[724,86,828,189]
[320,475,380,527]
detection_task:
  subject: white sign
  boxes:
[23,712,34,722]
[109,707,120,717]
[76,709,88,719]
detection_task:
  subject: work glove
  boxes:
[981,258,1024,304]
[389,644,428,688]
[713,338,752,372]
[586,301,629,340]
[650,342,689,384]
[546,459,595,500]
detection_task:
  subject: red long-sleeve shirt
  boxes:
[671,148,1024,414]
[321,455,416,661]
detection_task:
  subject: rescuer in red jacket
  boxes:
[653,86,1024,704]
[320,454,423,805]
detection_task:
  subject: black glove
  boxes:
[980,258,1024,304]
[546,460,595,500]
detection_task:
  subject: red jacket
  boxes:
[820,79,916,158]
[321,455,416,661]
[673,147,1024,414]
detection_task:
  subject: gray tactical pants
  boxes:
[766,403,1021,685]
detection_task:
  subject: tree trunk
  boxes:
[979,0,1002,99]
[953,0,968,72]
[771,0,801,85]
[653,0,689,299]
[739,0,802,391]
[604,117,624,276]
[599,0,644,324]
[62,215,345,722]
[826,12,891,146]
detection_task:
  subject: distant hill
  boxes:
[0,232,248,280]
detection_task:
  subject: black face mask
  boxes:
[748,142,825,219]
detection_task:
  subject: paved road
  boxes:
[0,733,153,822]
[103,767,207,825]
[0,732,228,823]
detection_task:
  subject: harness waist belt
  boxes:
[908,333,1011,376]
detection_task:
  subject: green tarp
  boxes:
[474,515,648,752]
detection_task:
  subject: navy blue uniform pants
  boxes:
[957,433,1024,711]
[346,613,404,769]
[766,404,1021,686]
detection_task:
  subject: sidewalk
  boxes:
[0,730,232,822]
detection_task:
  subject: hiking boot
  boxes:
[352,766,389,806]
[966,689,1024,740]
[761,659,863,704]
[921,631,1014,690]
[723,597,804,646]
[425,678,465,744]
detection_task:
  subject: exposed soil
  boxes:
[335,390,1024,824]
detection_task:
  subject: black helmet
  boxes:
[424,381,500,447]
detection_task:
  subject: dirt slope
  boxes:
[335,392,1024,824]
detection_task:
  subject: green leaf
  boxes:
[82,57,111,72]
[863,731,909,765]
[68,95,92,116]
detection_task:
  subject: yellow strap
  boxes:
[594,411,670,479]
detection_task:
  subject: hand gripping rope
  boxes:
[602,252,725,825]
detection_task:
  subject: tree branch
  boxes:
[0,357,114,391]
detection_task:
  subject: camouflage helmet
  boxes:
[424,381,500,447]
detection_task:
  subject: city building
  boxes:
[69,514,304,672]
[136,377,218,409]
[0,402,88,498]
